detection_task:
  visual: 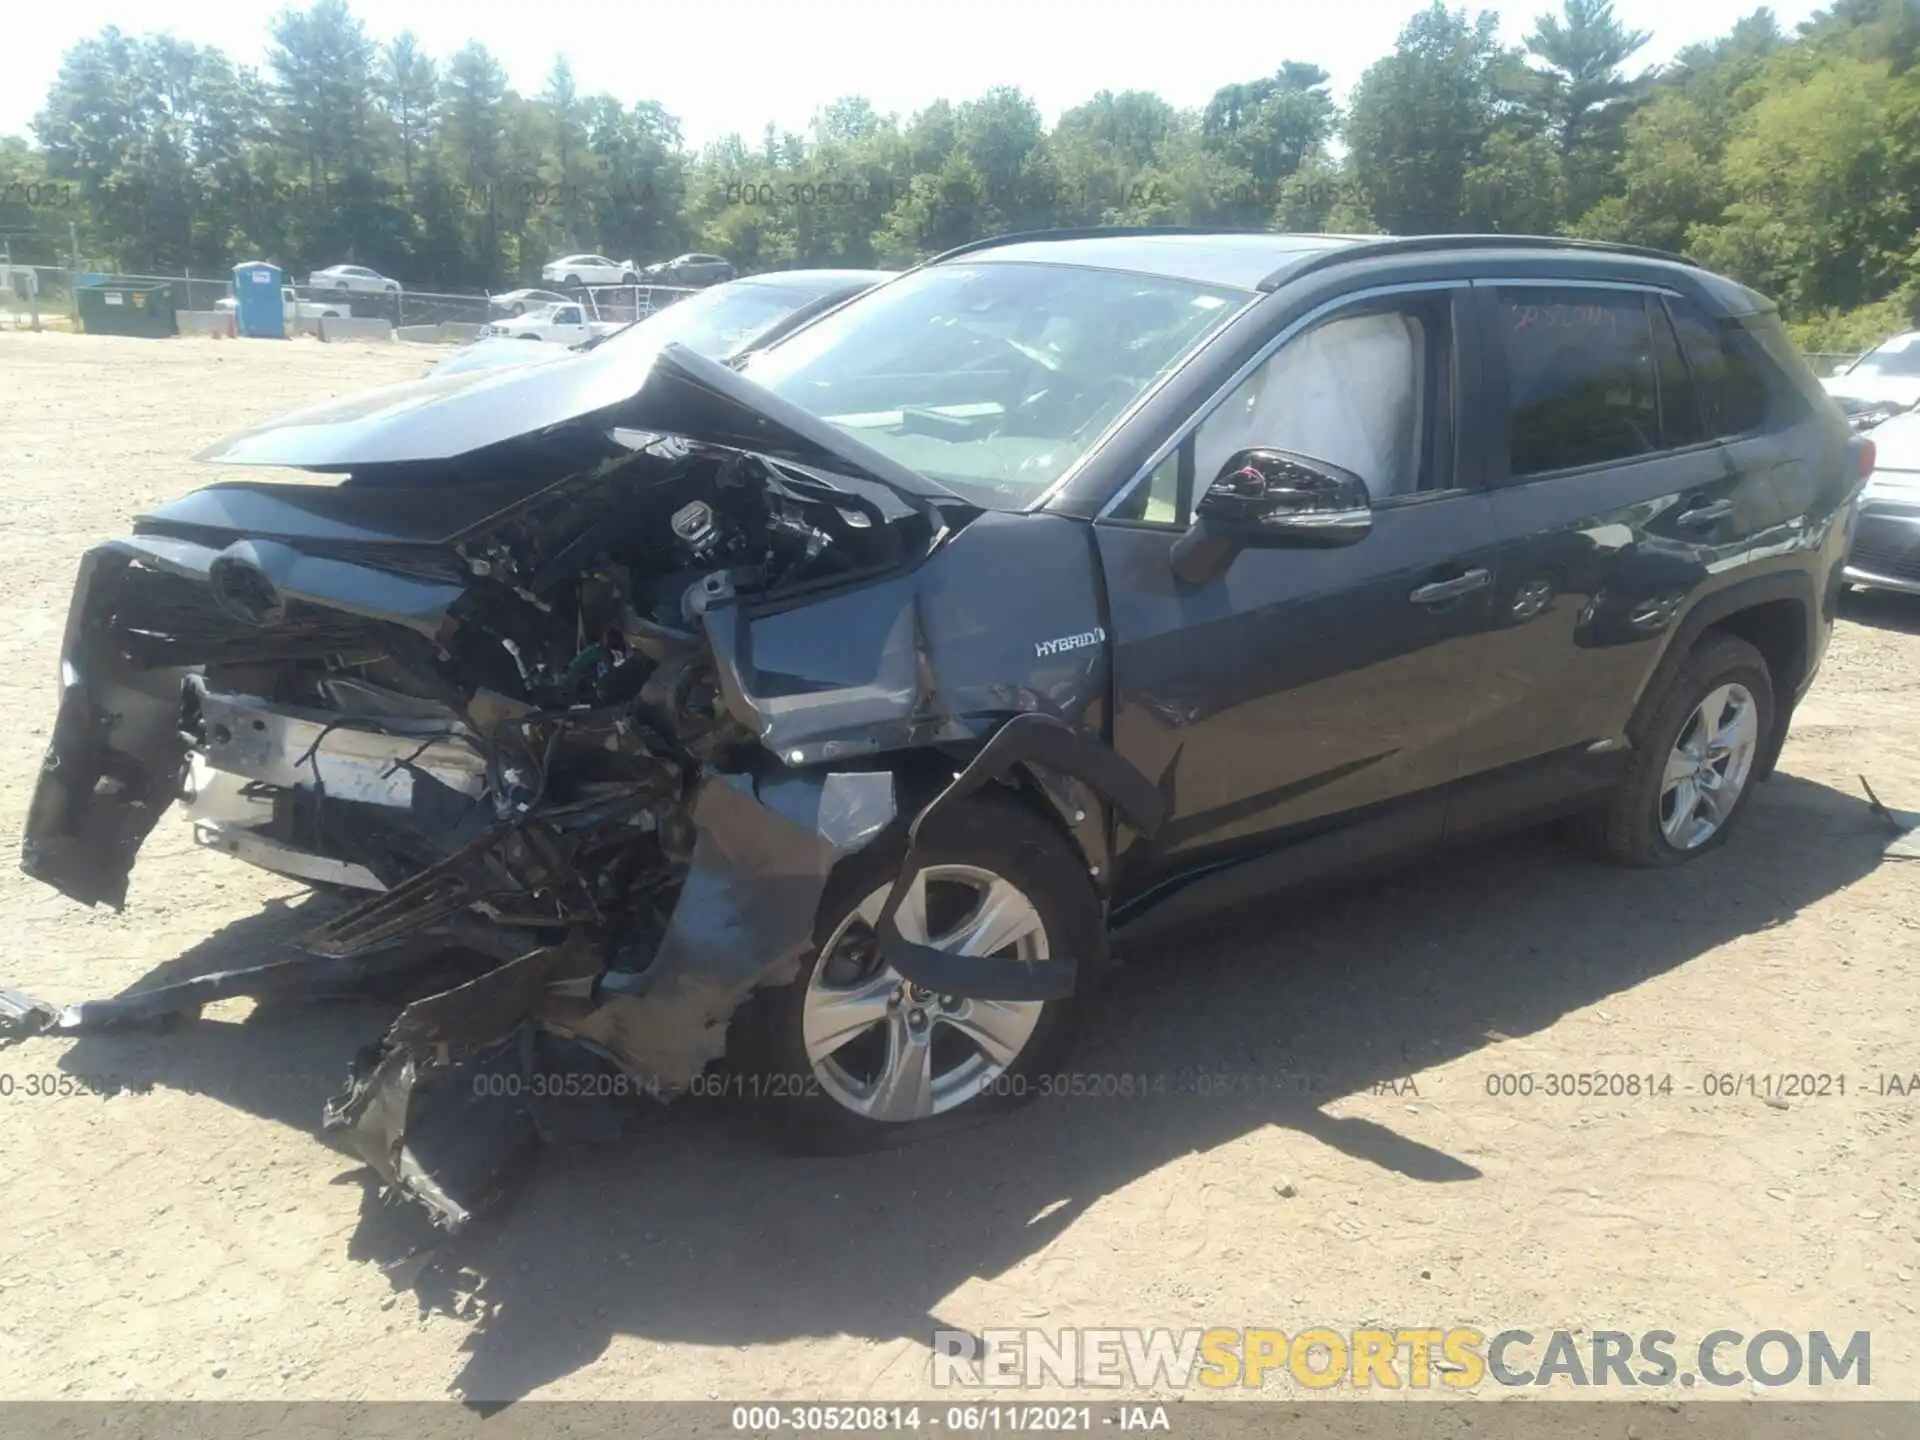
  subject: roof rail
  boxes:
[925,225,1277,266]
[1256,233,1698,291]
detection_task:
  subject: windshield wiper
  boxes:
[572,317,644,354]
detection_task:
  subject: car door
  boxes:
[1095,281,1502,906]
[553,304,588,342]
[1445,280,1774,836]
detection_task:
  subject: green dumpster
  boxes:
[77,279,178,338]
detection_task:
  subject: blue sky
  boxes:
[4,0,1827,148]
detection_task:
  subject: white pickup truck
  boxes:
[478,301,622,344]
[216,286,345,322]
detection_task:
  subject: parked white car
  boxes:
[542,254,638,287]
[489,287,571,316]
[216,287,346,322]
[477,301,621,344]
[1823,330,1920,431]
[308,264,402,295]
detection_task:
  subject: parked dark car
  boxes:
[640,252,735,287]
[5,229,1871,1232]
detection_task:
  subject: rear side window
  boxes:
[1498,288,1659,477]
[1664,297,1769,437]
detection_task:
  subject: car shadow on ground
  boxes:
[48,770,1895,1402]
[1840,586,1920,635]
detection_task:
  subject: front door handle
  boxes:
[1676,498,1735,529]
[1409,567,1491,605]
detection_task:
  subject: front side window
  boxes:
[1193,308,1435,504]
[740,261,1249,510]
[1500,288,1658,477]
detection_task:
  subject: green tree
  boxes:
[379,33,437,189]
[1524,0,1652,219]
[1346,4,1521,233]
[1201,63,1337,221]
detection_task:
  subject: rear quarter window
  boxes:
[1664,298,1773,437]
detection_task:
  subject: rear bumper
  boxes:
[1845,498,1920,595]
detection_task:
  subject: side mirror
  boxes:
[1171,449,1373,585]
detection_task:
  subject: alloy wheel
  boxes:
[1660,681,1760,849]
[801,864,1049,1123]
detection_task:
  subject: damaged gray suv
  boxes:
[6,229,1871,1230]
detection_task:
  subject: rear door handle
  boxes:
[1676,499,1734,529]
[1409,568,1491,605]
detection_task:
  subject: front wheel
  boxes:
[1574,632,1774,866]
[725,794,1101,1152]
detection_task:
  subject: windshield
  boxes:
[738,262,1248,509]
[1852,335,1920,378]
[597,279,847,360]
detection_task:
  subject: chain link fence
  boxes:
[1806,352,1863,378]
[0,264,75,329]
[1,268,708,340]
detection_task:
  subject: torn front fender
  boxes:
[549,768,895,1090]
[875,712,1169,1002]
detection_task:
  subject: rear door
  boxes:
[1446,280,1772,834]
[1097,281,1503,898]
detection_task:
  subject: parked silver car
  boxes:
[1844,410,1920,594]
[307,264,402,296]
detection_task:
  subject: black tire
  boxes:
[1573,632,1775,867]
[621,271,637,285]
[564,273,581,287]
[724,792,1102,1155]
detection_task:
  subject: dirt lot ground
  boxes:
[0,330,1915,1407]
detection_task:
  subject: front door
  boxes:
[1095,283,1502,907]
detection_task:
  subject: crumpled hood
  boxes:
[195,339,964,503]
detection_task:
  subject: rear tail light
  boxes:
[1854,436,1877,478]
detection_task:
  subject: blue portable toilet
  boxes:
[232,261,286,338]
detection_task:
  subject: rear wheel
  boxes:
[1575,633,1774,866]
[726,794,1101,1153]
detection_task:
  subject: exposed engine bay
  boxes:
[163,437,935,903]
[2,345,1160,1231]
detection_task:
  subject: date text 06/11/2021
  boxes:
[728,1405,1170,1433]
